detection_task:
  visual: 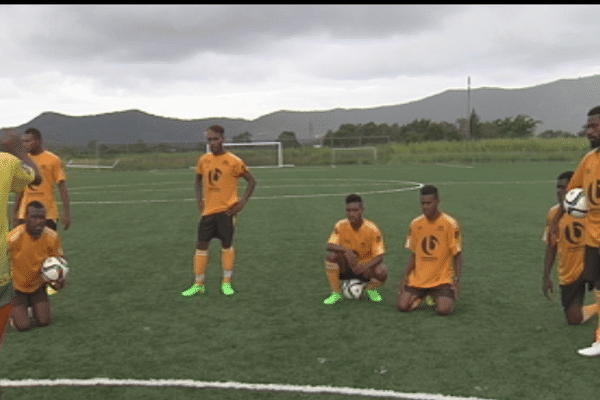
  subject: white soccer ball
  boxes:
[41,256,69,283]
[341,279,366,299]
[564,188,588,218]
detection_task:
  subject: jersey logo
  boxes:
[564,221,584,245]
[421,235,438,255]
[587,180,600,206]
[208,168,222,185]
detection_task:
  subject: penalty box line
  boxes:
[0,378,494,400]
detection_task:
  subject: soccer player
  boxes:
[181,125,256,297]
[542,171,597,325]
[14,127,71,231]
[323,194,388,305]
[0,129,41,352]
[563,106,600,356]
[397,185,463,316]
[9,201,65,332]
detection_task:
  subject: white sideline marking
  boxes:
[0,378,494,400]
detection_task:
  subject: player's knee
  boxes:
[13,319,32,332]
[36,318,52,328]
[436,303,454,316]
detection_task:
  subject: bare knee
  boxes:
[435,297,455,316]
[373,264,388,283]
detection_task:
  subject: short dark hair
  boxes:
[557,171,573,182]
[420,185,438,197]
[25,201,45,216]
[207,125,225,137]
[588,106,600,117]
[24,127,42,141]
[345,193,362,204]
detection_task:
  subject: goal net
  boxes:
[207,141,288,168]
[331,147,378,167]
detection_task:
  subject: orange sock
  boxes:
[325,261,341,294]
[582,303,598,324]
[221,247,235,284]
[194,250,208,285]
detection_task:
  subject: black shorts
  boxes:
[404,284,455,300]
[560,278,587,311]
[584,246,600,283]
[13,286,48,308]
[197,212,235,248]
[340,269,369,282]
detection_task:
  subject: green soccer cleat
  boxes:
[366,289,383,302]
[323,292,343,305]
[181,283,205,297]
[424,295,436,307]
[221,282,235,296]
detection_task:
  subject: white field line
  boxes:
[0,378,494,400]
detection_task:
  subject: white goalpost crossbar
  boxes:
[206,141,288,168]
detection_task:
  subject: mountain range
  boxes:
[9,74,600,147]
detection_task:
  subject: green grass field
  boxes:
[1,162,598,400]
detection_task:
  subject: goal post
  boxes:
[65,159,120,169]
[331,147,378,167]
[207,141,290,168]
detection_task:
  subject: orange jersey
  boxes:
[17,150,67,220]
[405,212,462,288]
[196,151,249,216]
[327,218,385,263]
[567,149,600,247]
[0,154,36,306]
[8,225,63,293]
[542,204,586,286]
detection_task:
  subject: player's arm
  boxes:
[354,254,384,276]
[399,252,416,292]
[12,190,24,227]
[226,170,257,216]
[326,243,358,269]
[452,252,464,300]
[542,243,557,300]
[58,180,71,230]
[195,173,204,213]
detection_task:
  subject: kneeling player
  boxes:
[397,185,463,316]
[542,171,597,325]
[9,201,65,332]
[323,194,388,305]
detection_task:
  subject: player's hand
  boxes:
[51,278,66,291]
[542,278,554,300]
[344,250,358,270]
[226,201,244,216]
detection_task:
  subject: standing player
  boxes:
[323,194,388,305]
[564,106,600,356]
[9,201,65,332]
[14,127,71,231]
[182,125,256,297]
[542,171,597,325]
[0,129,41,353]
[397,185,463,316]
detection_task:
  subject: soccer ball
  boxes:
[341,279,366,299]
[41,256,69,283]
[564,188,588,218]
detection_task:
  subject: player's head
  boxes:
[586,106,600,149]
[556,171,573,203]
[420,185,440,220]
[25,201,46,238]
[205,125,225,155]
[345,193,364,226]
[23,127,43,154]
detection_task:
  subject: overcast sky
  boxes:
[1,4,599,128]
